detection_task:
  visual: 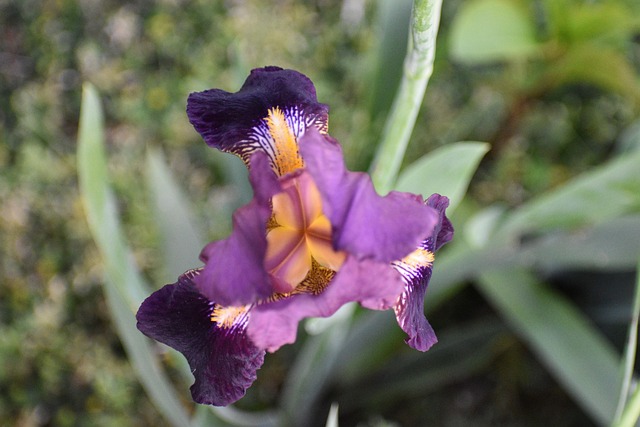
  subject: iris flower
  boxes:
[136,67,453,406]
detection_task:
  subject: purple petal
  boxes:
[247,257,405,352]
[299,129,439,263]
[393,256,437,351]
[187,66,329,169]
[195,152,281,306]
[426,193,454,251]
[136,270,265,406]
[392,194,453,351]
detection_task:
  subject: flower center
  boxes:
[265,172,346,293]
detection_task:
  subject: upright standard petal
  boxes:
[392,194,454,351]
[195,152,281,306]
[299,129,439,263]
[136,270,265,406]
[187,66,329,176]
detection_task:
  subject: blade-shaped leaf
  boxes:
[325,404,339,427]
[496,149,640,239]
[522,216,640,272]
[77,83,149,309]
[613,384,640,427]
[541,45,640,104]
[613,256,640,423]
[450,0,541,63]
[395,142,489,213]
[78,83,193,427]
[478,268,621,425]
[146,149,204,281]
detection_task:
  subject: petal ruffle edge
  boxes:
[247,257,405,352]
[299,129,438,263]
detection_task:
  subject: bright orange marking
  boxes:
[401,248,435,269]
[265,173,345,292]
[265,107,304,175]
[210,305,247,328]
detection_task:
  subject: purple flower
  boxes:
[136,66,453,406]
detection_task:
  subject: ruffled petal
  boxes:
[247,257,405,352]
[299,129,439,263]
[136,270,265,406]
[187,66,329,175]
[195,152,281,305]
[392,194,453,351]
[427,193,454,251]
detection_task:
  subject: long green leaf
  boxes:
[613,256,640,424]
[325,404,339,427]
[395,142,489,213]
[478,269,621,425]
[280,313,352,426]
[146,149,204,281]
[497,149,640,239]
[78,83,193,427]
[612,384,640,427]
[77,85,149,309]
[521,216,640,272]
[541,44,640,104]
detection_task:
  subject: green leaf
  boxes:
[613,385,640,427]
[78,83,193,427]
[497,149,640,238]
[563,2,639,47]
[450,0,541,63]
[613,256,640,424]
[395,142,489,213]
[280,318,352,426]
[77,83,149,309]
[368,0,413,120]
[146,149,204,281]
[478,269,621,425]
[522,216,640,272]
[325,404,339,427]
[541,44,640,104]
[334,319,505,403]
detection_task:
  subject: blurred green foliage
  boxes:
[2,0,640,425]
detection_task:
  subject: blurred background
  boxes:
[2,0,640,426]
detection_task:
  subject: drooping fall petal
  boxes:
[136,270,265,406]
[392,194,453,351]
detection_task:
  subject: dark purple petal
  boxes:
[392,194,453,351]
[247,257,405,352]
[299,129,439,263]
[136,270,265,406]
[187,66,329,168]
[195,152,281,306]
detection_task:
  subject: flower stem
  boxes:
[370,0,443,194]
